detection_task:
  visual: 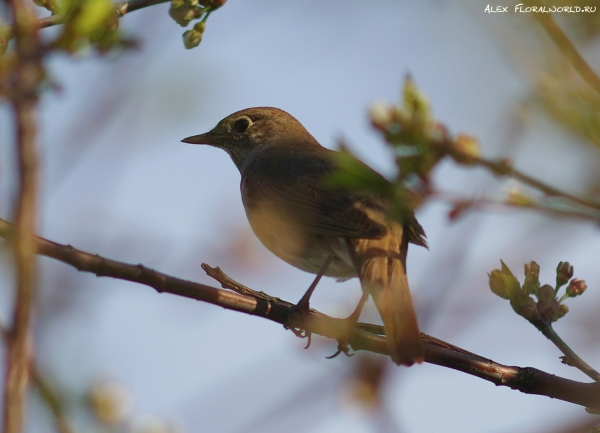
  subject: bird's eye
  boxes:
[233,117,251,133]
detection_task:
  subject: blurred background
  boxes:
[1,0,600,432]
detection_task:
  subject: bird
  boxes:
[182,107,427,366]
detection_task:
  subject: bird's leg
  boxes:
[288,255,334,347]
[326,292,369,359]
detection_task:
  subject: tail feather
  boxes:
[348,222,424,366]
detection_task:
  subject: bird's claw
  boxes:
[286,302,313,348]
[287,326,313,348]
[326,341,353,359]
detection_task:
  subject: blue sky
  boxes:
[1,1,599,432]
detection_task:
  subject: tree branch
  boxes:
[0,327,75,433]
[4,0,42,430]
[0,217,599,410]
[439,191,600,223]
[535,321,600,382]
[524,0,600,97]
[445,145,600,215]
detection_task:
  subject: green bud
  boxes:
[193,19,206,33]
[556,261,573,289]
[523,261,540,297]
[556,304,569,320]
[402,75,431,127]
[566,278,587,297]
[169,3,203,26]
[537,284,559,322]
[183,28,202,49]
[369,101,395,130]
[513,296,540,322]
[450,134,481,166]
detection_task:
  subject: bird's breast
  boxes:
[240,175,355,279]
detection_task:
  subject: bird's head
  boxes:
[182,107,320,171]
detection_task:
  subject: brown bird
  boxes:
[182,107,427,366]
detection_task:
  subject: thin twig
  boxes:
[4,0,42,430]
[30,370,75,433]
[445,144,600,213]
[0,218,599,410]
[202,263,282,302]
[435,191,600,223]
[535,321,600,382]
[524,0,600,97]
[0,326,74,433]
[470,155,600,212]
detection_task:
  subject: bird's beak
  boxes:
[181,131,221,146]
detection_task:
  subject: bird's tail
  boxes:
[349,222,424,366]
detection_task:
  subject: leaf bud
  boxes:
[451,134,481,166]
[566,278,587,297]
[369,101,395,130]
[523,261,540,296]
[183,28,202,49]
[556,261,574,289]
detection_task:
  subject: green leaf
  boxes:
[72,0,114,36]
[326,150,391,195]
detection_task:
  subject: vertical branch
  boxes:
[4,0,42,431]
[525,0,600,96]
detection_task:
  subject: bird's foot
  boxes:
[286,299,313,349]
[325,293,368,360]
[325,316,357,359]
[285,256,335,348]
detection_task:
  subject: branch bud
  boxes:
[450,134,481,166]
[537,284,559,322]
[556,261,573,289]
[556,304,569,319]
[523,261,540,297]
[369,101,394,130]
[183,28,202,48]
[513,296,540,322]
[566,278,587,297]
[169,2,203,27]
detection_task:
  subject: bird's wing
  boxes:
[242,152,425,244]
[243,165,385,239]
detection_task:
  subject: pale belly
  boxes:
[244,202,356,280]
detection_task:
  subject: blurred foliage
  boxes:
[543,0,600,40]
[342,356,387,412]
[516,0,600,152]
[52,0,125,53]
[329,76,482,224]
[535,67,600,148]
[332,53,600,221]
